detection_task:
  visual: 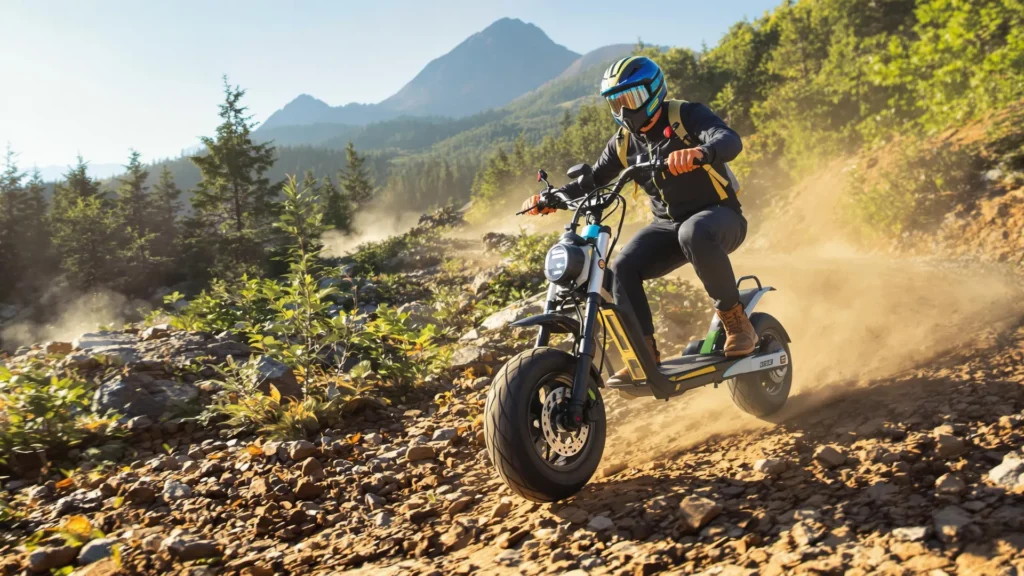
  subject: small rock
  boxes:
[935,472,967,496]
[935,434,965,459]
[43,341,73,355]
[28,546,77,573]
[754,458,788,477]
[140,324,171,341]
[78,538,118,565]
[933,505,972,543]
[813,445,847,469]
[586,515,615,532]
[162,537,221,561]
[491,498,514,520]
[299,457,323,478]
[471,377,492,391]
[893,526,930,542]
[406,445,436,462]
[679,496,721,533]
[253,356,303,400]
[406,506,439,523]
[449,496,474,515]
[162,479,192,501]
[295,479,324,500]
[286,440,316,461]
[450,346,494,370]
[431,428,458,442]
[365,493,386,510]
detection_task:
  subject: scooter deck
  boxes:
[659,353,738,381]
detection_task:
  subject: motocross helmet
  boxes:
[600,56,666,134]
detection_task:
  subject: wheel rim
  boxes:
[759,329,789,395]
[528,373,592,469]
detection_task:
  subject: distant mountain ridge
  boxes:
[259,18,580,131]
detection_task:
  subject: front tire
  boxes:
[728,313,792,417]
[484,347,605,503]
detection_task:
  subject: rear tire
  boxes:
[484,347,605,503]
[728,313,792,417]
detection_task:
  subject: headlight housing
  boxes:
[544,243,591,287]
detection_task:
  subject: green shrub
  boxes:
[847,138,975,238]
[0,360,118,463]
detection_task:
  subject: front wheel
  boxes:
[484,347,606,502]
[728,312,793,417]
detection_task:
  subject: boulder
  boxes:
[72,331,141,365]
[470,268,502,295]
[988,451,1024,489]
[480,298,544,332]
[450,346,495,371]
[397,302,437,329]
[92,374,198,419]
[78,538,118,565]
[253,356,303,400]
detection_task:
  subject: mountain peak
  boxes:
[260,18,580,130]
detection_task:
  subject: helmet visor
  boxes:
[605,85,650,116]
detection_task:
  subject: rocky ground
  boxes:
[2,310,1023,575]
[4,150,1024,574]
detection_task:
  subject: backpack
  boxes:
[615,99,741,200]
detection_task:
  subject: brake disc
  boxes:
[540,387,590,458]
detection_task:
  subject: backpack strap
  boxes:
[666,99,733,200]
[615,127,630,168]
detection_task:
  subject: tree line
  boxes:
[0,79,376,305]
[469,0,1024,214]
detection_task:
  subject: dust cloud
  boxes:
[322,209,424,258]
[600,162,1024,467]
[1,290,150,350]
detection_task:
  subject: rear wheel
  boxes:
[728,313,792,417]
[484,347,605,503]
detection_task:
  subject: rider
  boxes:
[521,56,757,385]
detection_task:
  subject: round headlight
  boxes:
[545,244,587,285]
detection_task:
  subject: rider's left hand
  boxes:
[667,148,704,176]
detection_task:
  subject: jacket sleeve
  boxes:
[684,103,742,165]
[561,133,624,199]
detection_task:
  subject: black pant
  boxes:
[610,206,747,336]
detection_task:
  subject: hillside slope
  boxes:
[259,18,579,131]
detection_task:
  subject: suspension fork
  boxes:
[534,283,559,348]
[565,227,611,429]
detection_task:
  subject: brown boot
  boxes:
[717,303,758,358]
[607,336,661,385]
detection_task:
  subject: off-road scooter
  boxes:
[483,134,793,503]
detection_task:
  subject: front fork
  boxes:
[565,229,611,429]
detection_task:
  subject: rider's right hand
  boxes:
[521,194,556,216]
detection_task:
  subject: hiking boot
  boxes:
[607,336,661,385]
[717,303,758,358]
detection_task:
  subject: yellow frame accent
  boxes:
[598,309,646,381]
[672,365,716,390]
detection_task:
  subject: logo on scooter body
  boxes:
[760,359,774,368]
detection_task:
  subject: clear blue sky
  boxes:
[0,0,780,171]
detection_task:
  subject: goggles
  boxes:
[605,85,650,116]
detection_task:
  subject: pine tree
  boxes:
[190,77,277,277]
[51,160,117,289]
[322,175,353,233]
[114,150,150,229]
[0,145,26,299]
[340,142,374,208]
[13,170,53,294]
